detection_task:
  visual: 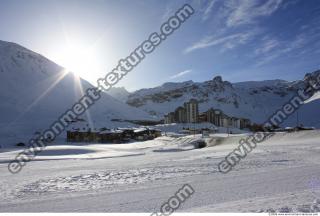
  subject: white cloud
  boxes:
[255,38,280,55]
[226,0,283,27]
[170,69,192,79]
[184,34,236,53]
[254,16,320,67]
[184,30,260,54]
[184,0,285,54]
[254,34,308,67]
[202,0,216,21]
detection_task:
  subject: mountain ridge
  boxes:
[124,71,320,127]
[0,40,152,145]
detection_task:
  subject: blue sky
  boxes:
[0,0,320,91]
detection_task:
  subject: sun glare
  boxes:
[60,43,99,82]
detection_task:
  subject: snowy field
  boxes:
[0,130,320,212]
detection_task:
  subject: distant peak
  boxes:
[210,75,232,88]
[108,86,130,95]
[213,75,223,82]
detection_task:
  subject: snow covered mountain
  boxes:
[106,87,130,103]
[126,72,320,128]
[0,40,152,144]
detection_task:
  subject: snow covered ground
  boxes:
[0,130,319,212]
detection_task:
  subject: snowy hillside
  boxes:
[0,40,152,145]
[106,87,130,103]
[127,73,320,127]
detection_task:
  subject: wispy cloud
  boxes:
[161,6,174,22]
[170,69,192,79]
[202,0,216,21]
[254,34,308,67]
[226,0,283,27]
[254,38,280,55]
[184,0,283,54]
[280,0,300,10]
[184,0,318,70]
[253,13,320,67]
[184,30,260,54]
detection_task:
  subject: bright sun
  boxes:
[60,43,99,81]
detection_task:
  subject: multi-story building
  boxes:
[230,117,241,128]
[164,112,175,124]
[163,99,251,129]
[206,108,224,126]
[221,114,230,128]
[184,99,199,123]
[198,112,207,122]
[174,106,186,123]
[240,118,251,129]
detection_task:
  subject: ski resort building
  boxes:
[230,117,241,128]
[221,115,230,128]
[164,112,175,124]
[240,118,251,129]
[67,127,162,143]
[163,100,251,129]
[174,106,187,123]
[164,99,199,124]
[184,99,199,123]
[198,112,207,122]
[206,108,224,126]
